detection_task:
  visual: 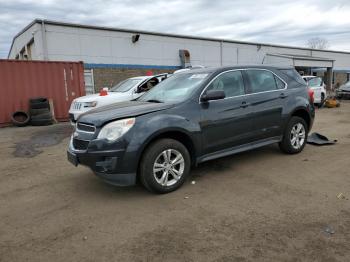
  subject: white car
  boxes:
[302,76,327,106]
[336,81,350,99]
[69,74,169,122]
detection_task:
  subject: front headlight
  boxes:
[84,101,98,108]
[97,118,135,141]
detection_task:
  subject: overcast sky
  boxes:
[1,0,350,58]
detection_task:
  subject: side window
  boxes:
[274,75,286,89]
[245,70,278,93]
[206,71,245,98]
[138,77,159,93]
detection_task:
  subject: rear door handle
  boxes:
[240,101,250,108]
[279,93,288,99]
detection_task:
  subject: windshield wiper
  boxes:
[146,99,163,103]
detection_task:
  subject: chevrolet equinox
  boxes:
[67,66,315,193]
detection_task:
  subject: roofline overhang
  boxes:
[266,53,335,62]
[8,18,350,58]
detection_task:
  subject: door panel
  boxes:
[245,92,285,140]
[243,69,286,140]
[200,98,253,154]
[200,70,253,155]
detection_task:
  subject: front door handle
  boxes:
[279,93,288,99]
[240,101,250,108]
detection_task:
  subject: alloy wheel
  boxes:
[153,149,185,187]
[290,123,306,150]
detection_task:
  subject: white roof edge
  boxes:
[8,19,350,58]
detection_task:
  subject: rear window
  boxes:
[279,69,306,85]
[308,77,322,87]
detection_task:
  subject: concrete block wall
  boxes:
[334,73,348,87]
[316,72,349,89]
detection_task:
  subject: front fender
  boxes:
[126,113,202,165]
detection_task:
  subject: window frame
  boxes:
[204,70,246,99]
[199,68,287,103]
[244,69,287,94]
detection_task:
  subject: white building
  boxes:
[8,19,350,93]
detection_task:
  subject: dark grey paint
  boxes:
[67,66,315,186]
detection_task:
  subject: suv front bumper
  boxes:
[67,138,137,186]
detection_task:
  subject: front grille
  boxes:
[77,122,95,133]
[73,139,89,150]
[72,102,82,110]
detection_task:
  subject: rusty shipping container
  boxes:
[0,60,85,126]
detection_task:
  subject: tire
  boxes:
[30,112,53,120]
[30,108,50,116]
[279,116,308,154]
[318,93,325,108]
[11,111,30,127]
[30,100,50,109]
[29,97,48,104]
[139,138,191,194]
[30,118,53,126]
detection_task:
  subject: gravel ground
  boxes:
[1,102,350,262]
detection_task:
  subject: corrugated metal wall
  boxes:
[0,60,85,126]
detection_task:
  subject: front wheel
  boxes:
[279,116,308,154]
[139,139,191,193]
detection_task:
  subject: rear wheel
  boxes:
[139,139,191,194]
[279,116,308,154]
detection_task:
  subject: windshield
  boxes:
[110,78,142,92]
[138,72,210,103]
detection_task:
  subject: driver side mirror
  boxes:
[201,90,225,102]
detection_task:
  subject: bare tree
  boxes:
[307,37,330,50]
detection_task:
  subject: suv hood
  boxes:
[78,101,175,126]
[74,92,131,103]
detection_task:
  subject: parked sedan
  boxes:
[302,76,326,106]
[336,81,350,99]
[67,66,315,193]
[69,74,169,123]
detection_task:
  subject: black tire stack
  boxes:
[29,97,53,126]
[11,111,30,127]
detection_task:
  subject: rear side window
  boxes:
[279,69,305,85]
[206,71,245,98]
[245,70,278,93]
[308,77,322,87]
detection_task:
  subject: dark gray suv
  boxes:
[67,66,315,193]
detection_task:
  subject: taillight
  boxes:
[308,88,314,103]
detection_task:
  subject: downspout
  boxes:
[41,20,49,60]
